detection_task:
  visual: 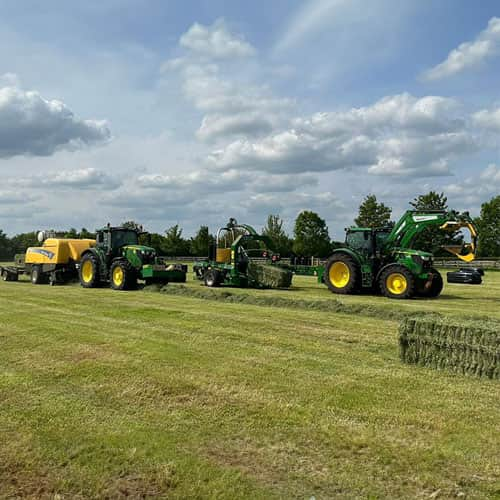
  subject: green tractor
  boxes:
[79,225,186,290]
[321,210,478,299]
[193,218,292,288]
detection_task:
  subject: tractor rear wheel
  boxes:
[204,269,221,287]
[418,268,443,298]
[379,265,415,299]
[79,254,101,288]
[324,254,359,294]
[110,260,137,291]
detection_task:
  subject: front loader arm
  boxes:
[386,210,478,262]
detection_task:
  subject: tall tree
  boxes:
[0,229,11,260]
[354,195,392,228]
[262,214,293,256]
[9,232,38,256]
[162,225,190,256]
[79,227,95,239]
[409,191,460,255]
[121,220,143,231]
[292,211,331,257]
[190,225,214,257]
[477,195,500,257]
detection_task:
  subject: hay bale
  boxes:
[399,317,500,379]
[247,262,293,289]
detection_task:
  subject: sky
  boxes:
[0,0,500,238]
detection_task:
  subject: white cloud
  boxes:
[8,168,119,190]
[422,17,500,81]
[208,94,476,177]
[0,84,110,158]
[444,164,500,207]
[162,23,294,143]
[179,19,256,59]
[472,107,500,132]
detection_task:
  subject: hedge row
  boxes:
[399,318,500,379]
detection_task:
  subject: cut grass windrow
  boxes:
[149,283,498,324]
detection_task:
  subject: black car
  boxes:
[447,268,483,285]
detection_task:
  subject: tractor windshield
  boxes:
[346,231,373,253]
[112,230,138,248]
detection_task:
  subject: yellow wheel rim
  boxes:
[113,266,124,286]
[81,260,94,283]
[386,273,407,295]
[329,261,350,288]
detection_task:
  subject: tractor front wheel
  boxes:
[80,254,101,288]
[324,254,359,294]
[110,260,137,291]
[418,268,443,298]
[379,265,415,299]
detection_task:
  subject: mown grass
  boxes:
[0,269,499,498]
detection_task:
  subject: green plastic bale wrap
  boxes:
[399,317,500,379]
[247,261,293,289]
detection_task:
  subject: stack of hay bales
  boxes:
[399,317,500,379]
[247,261,293,289]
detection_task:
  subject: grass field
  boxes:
[0,269,499,498]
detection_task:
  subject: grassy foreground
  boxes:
[0,271,499,498]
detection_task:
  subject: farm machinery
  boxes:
[322,209,478,299]
[79,225,186,290]
[193,218,292,288]
[0,233,96,285]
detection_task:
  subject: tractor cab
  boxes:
[345,227,392,258]
[95,226,157,266]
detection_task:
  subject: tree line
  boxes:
[0,192,498,260]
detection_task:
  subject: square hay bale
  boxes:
[247,262,293,289]
[399,317,500,379]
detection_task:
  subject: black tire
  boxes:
[379,265,416,299]
[79,253,101,288]
[324,254,360,294]
[419,268,443,298]
[204,269,221,287]
[110,260,137,291]
[31,265,46,285]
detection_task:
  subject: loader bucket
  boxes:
[440,221,477,262]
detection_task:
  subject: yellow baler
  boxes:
[25,238,95,285]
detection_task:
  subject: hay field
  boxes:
[0,270,499,498]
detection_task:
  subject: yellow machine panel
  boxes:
[25,239,96,265]
[216,248,231,264]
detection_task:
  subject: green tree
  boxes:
[9,232,38,256]
[477,195,500,257]
[262,214,293,256]
[190,225,214,257]
[64,227,78,238]
[354,195,392,228]
[0,229,11,260]
[292,211,331,257]
[79,227,95,239]
[162,225,190,256]
[409,191,461,255]
[121,220,143,231]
